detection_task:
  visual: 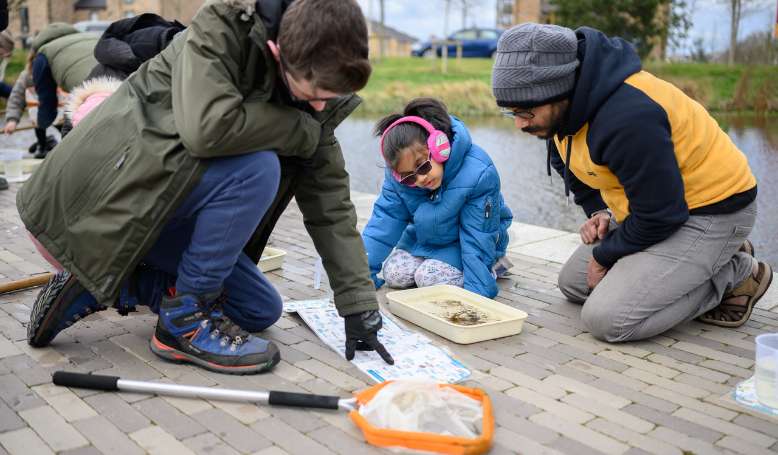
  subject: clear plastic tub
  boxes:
[386,285,528,344]
[755,333,778,409]
[258,247,286,272]
[0,149,24,182]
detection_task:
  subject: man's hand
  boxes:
[344,310,394,365]
[580,211,610,244]
[587,256,608,289]
[3,120,16,135]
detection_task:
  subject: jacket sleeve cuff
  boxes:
[592,245,618,269]
[333,290,379,317]
[581,197,608,218]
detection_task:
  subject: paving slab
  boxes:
[0,186,776,454]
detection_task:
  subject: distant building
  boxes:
[368,19,418,58]
[496,0,555,29]
[6,0,205,47]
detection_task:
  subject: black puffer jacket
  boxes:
[86,13,185,80]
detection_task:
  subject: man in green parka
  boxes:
[20,0,393,374]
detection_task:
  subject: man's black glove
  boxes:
[344,310,394,365]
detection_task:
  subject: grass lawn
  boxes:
[358,57,778,117]
[2,50,775,117]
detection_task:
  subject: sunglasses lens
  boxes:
[399,174,416,186]
[417,160,432,176]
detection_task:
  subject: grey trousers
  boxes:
[558,202,757,342]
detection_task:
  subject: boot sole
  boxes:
[150,335,280,375]
[28,272,78,347]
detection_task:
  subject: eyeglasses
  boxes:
[279,56,351,104]
[501,107,535,120]
[398,156,433,186]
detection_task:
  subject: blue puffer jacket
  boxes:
[362,116,512,298]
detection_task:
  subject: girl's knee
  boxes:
[383,250,420,288]
[414,260,463,288]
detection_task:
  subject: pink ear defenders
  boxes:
[379,116,451,186]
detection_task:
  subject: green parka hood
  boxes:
[31,23,78,52]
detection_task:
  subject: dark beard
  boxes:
[523,107,565,140]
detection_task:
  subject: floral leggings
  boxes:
[382,249,464,289]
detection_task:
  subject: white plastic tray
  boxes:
[258,247,286,272]
[385,285,528,344]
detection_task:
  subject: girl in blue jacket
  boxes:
[362,98,512,298]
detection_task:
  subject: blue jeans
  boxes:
[138,151,283,332]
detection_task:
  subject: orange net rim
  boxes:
[348,381,494,454]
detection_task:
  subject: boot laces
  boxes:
[204,294,250,349]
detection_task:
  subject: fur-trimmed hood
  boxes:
[64,77,123,125]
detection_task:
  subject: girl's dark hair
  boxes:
[374,98,453,168]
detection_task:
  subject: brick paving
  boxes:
[0,182,777,455]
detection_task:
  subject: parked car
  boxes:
[411,28,503,58]
[73,20,111,34]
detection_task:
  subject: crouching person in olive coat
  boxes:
[19,0,393,375]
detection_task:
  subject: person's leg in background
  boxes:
[30,54,59,158]
[0,81,11,98]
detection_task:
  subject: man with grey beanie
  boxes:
[492,23,769,342]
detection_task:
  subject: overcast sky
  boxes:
[357,0,778,56]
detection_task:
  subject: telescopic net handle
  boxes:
[53,371,119,391]
[268,391,340,410]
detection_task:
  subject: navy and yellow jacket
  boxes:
[550,27,756,268]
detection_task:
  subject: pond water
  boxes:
[336,113,778,267]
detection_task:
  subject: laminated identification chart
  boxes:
[284,299,471,383]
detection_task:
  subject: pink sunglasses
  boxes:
[398,154,433,186]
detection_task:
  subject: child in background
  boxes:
[362,98,513,298]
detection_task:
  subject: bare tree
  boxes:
[457,0,481,30]
[444,0,452,36]
[378,0,386,59]
[723,0,771,65]
[727,0,743,64]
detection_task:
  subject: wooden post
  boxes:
[442,41,448,74]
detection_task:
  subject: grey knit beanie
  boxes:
[492,23,579,108]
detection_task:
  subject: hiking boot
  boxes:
[28,265,173,347]
[151,292,280,375]
[28,271,107,347]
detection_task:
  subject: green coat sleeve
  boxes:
[171,2,320,158]
[295,134,379,317]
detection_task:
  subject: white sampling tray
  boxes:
[258,247,286,272]
[385,285,528,344]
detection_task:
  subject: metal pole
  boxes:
[53,371,358,412]
[118,379,271,404]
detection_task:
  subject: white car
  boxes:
[73,20,111,33]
